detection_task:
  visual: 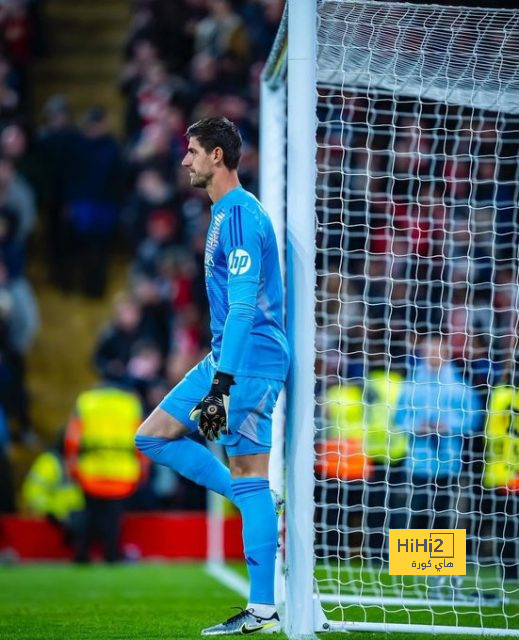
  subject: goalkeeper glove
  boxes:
[189,372,235,441]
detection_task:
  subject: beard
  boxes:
[189,171,212,188]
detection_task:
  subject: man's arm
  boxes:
[191,206,263,440]
[218,208,263,375]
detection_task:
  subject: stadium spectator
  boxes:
[36,95,83,287]
[120,38,161,139]
[472,158,516,264]
[482,364,519,581]
[316,379,368,483]
[0,122,45,205]
[315,272,365,382]
[492,268,519,363]
[0,205,24,278]
[154,247,197,318]
[0,256,38,354]
[132,207,185,280]
[363,366,407,562]
[0,54,20,123]
[314,378,369,560]
[0,152,35,244]
[194,0,250,62]
[0,257,37,442]
[241,0,283,63]
[394,335,479,531]
[315,364,407,562]
[0,0,35,90]
[134,62,175,131]
[65,106,123,297]
[122,163,180,249]
[22,430,85,548]
[170,302,205,360]
[0,295,28,440]
[131,275,172,356]
[65,383,145,563]
[126,339,164,403]
[93,292,154,383]
[128,118,178,181]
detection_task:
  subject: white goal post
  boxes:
[209,1,519,639]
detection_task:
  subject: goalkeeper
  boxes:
[135,116,289,636]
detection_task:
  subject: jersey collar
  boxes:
[211,185,244,214]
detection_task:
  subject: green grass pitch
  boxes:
[0,563,517,639]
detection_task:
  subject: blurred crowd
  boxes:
[0,0,44,514]
[315,97,518,383]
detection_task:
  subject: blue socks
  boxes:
[232,477,277,605]
[135,435,234,501]
[135,437,277,605]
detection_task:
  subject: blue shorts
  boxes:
[159,355,284,457]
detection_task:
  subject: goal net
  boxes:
[257,0,519,637]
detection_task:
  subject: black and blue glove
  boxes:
[189,372,235,441]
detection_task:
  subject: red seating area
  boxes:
[0,513,243,561]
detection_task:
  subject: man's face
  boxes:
[182,136,215,188]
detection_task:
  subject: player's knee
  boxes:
[229,453,270,478]
[135,415,157,438]
[136,406,188,439]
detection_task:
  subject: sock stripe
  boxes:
[232,478,269,497]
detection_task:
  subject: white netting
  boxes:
[318,3,519,114]
[314,0,519,632]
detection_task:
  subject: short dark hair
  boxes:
[186,117,242,170]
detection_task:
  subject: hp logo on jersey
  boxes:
[228,249,252,275]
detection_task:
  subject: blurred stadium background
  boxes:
[0,0,518,638]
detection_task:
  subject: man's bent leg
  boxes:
[228,448,277,613]
[135,407,233,501]
[137,405,188,439]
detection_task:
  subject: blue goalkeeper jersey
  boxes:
[204,185,289,381]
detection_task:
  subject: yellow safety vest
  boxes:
[319,384,370,480]
[22,451,84,519]
[364,371,408,463]
[326,384,364,439]
[483,386,519,491]
[325,374,407,461]
[71,387,143,498]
